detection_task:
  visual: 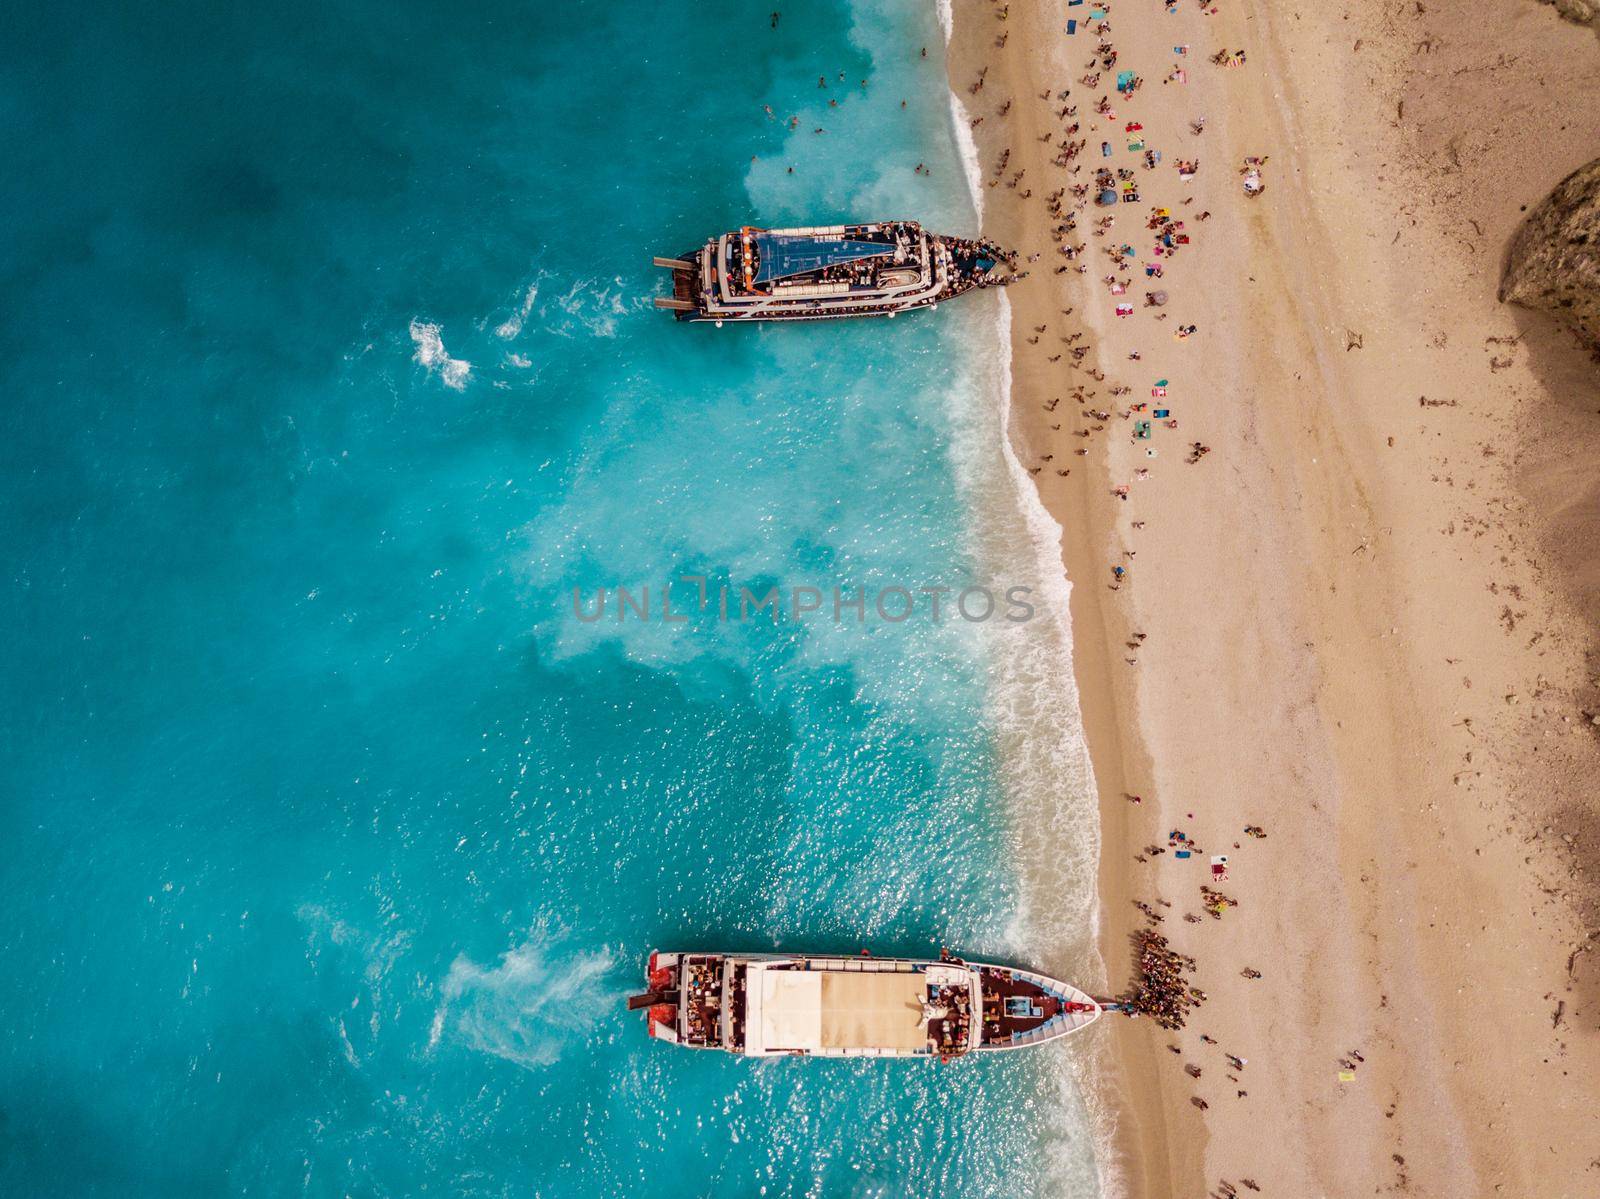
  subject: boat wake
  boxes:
[429,931,617,1071]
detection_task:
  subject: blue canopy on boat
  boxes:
[751,233,894,284]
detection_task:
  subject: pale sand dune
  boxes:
[945,0,1600,1194]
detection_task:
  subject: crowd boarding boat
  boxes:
[626,950,1101,1059]
[652,221,1020,324]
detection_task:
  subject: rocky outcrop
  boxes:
[1540,0,1599,26]
[1500,158,1600,353]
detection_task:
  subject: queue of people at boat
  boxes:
[1113,927,1206,1030]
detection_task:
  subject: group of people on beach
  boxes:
[1119,927,1205,1029]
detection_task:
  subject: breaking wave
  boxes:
[936,8,1111,1190]
[938,0,985,222]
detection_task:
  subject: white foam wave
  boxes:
[430,932,616,1070]
[408,319,472,391]
[929,11,1113,1187]
[938,0,984,222]
[494,277,543,340]
[997,294,1119,1198]
[937,294,1116,1196]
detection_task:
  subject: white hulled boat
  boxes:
[627,950,1100,1059]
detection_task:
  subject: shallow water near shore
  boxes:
[1,1,1101,1194]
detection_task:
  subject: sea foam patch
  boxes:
[409,318,472,390]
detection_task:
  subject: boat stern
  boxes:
[628,951,741,1049]
[626,950,683,1041]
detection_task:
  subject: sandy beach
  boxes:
[946,0,1600,1194]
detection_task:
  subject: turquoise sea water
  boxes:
[2,1,1102,1195]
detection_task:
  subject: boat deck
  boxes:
[979,966,1099,1047]
[682,958,723,1047]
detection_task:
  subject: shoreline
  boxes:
[941,6,1198,1195]
[940,29,1124,1183]
[945,0,1600,1195]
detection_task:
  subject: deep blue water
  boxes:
[1,1,1101,1195]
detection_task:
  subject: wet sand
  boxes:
[946,0,1600,1194]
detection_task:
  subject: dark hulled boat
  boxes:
[653,221,1020,324]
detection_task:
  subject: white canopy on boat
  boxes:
[747,964,935,1054]
[756,968,822,1051]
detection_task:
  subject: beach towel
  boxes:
[1067,18,1077,33]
